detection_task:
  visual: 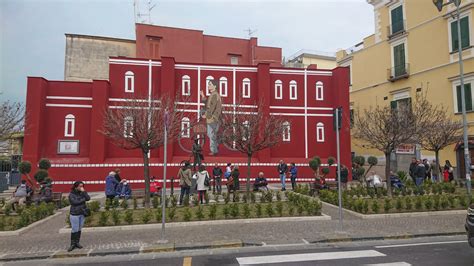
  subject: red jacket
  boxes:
[150,180,161,193]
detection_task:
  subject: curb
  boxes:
[311,231,466,244]
[322,202,467,219]
[0,211,64,237]
[58,214,332,234]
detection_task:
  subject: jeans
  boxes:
[291,176,297,190]
[179,186,190,205]
[198,190,206,204]
[415,177,424,187]
[215,177,222,193]
[70,214,85,233]
[280,173,286,189]
[432,174,438,183]
[207,122,219,154]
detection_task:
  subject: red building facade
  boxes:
[23,57,350,192]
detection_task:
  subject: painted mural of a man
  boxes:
[201,79,222,156]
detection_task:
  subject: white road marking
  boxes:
[365,263,411,266]
[302,239,310,244]
[236,250,385,265]
[375,240,466,249]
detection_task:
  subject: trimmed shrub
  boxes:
[18,161,32,175]
[395,197,403,211]
[230,203,240,218]
[38,158,51,170]
[415,196,423,210]
[99,211,110,226]
[424,196,433,210]
[276,192,282,202]
[155,208,162,222]
[440,195,449,210]
[255,203,262,218]
[362,200,369,214]
[167,208,176,221]
[0,216,6,231]
[233,192,240,203]
[133,198,138,209]
[88,201,101,212]
[242,193,248,203]
[371,200,380,214]
[34,169,48,183]
[112,198,120,209]
[224,193,230,204]
[265,204,274,217]
[243,204,251,218]
[433,195,441,211]
[250,192,256,203]
[195,206,204,221]
[204,193,210,204]
[171,196,178,208]
[208,204,217,220]
[124,210,133,225]
[222,205,230,219]
[183,195,190,207]
[276,202,284,217]
[448,195,456,208]
[183,208,192,221]
[142,209,152,224]
[288,206,295,216]
[459,195,468,208]
[405,197,413,211]
[111,209,120,225]
[384,199,392,213]
[266,190,273,203]
[152,196,159,209]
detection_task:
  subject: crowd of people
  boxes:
[409,157,454,186]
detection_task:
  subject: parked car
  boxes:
[466,204,474,247]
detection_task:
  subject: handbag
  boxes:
[83,207,91,217]
[204,173,210,187]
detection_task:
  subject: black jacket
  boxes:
[409,162,417,178]
[277,163,288,174]
[212,167,223,177]
[69,190,91,216]
[415,163,426,178]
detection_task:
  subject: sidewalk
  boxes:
[0,192,467,261]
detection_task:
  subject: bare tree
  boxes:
[421,108,463,176]
[0,101,25,153]
[220,100,286,194]
[101,94,184,208]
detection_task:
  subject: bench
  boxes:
[52,192,63,208]
[309,180,339,196]
[132,189,146,198]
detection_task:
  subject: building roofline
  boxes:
[65,33,135,43]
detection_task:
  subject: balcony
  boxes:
[387,20,406,39]
[387,63,410,82]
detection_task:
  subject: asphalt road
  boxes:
[4,235,474,266]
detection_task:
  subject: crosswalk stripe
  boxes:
[375,240,465,249]
[236,250,386,265]
[365,262,411,266]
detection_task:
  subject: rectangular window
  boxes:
[243,82,251,98]
[316,84,324,100]
[451,16,470,52]
[290,84,297,100]
[231,56,239,65]
[393,43,406,77]
[123,119,134,138]
[456,83,473,112]
[391,5,404,35]
[316,126,324,142]
[275,83,282,99]
[182,79,191,96]
[220,80,228,97]
[181,120,190,138]
[65,120,74,137]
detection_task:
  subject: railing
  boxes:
[387,63,410,82]
[387,19,406,38]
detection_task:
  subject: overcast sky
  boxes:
[0,0,374,103]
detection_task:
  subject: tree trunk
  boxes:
[385,153,392,197]
[143,151,151,208]
[247,154,252,196]
[435,150,440,183]
[25,173,38,191]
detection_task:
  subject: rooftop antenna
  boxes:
[244,28,257,38]
[134,0,157,24]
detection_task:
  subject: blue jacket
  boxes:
[116,183,132,197]
[105,175,119,196]
[290,166,297,177]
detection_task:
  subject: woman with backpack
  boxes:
[196,165,210,204]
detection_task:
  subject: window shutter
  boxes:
[390,100,397,109]
[457,85,462,112]
[461,17,470,49]
[465,83,472,111]
[451,21,459,51]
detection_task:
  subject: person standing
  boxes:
[201,79,222,156]
[409,157,417,183]
[415,160,426,187]
[192,138,204,169]
[196,165,210,204]
[212,163,223,194]
[338,165,349,189]
[68,181,90,252]
[277,160,288,191]
[423,159,431,181]
[114,168,122,183]
[289,163,298,190]
[35,181,53,205]
[444,160,454,182]
[178,162,192,205]
[430,159,441,183]
[231,165,240,191]
[105,171,118,200]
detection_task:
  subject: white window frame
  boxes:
[289,80,297,100]
[125,71,135,93]
[64,114,75,137]
[275,80,283,99]
[316,122,325,142]
[447,11,471,60]
[181,117,190,138]
[388,1,405,36]
[123,116,134,138]
[206,76,214,96]
[242,78,251,98]
[182,75,191,96]
[220,77,228,97]
[316,81,324,101]
[451,75,474,113]
[230,56,239,65]
[390,37,408,75]
[283,121,291,142]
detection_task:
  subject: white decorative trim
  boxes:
[50,162,330,168]
[175,64,257,72]
[316,81,324,101]
[64,114,75,137]
[182,75,191,96]
[317,122,325,142]
[219,76,228,97]
[275,80,283,100]
[46,104,92,108]
[270,69,332,76]
[109,58,161,66]
[270,106,333,111]
[242,78,251,98]
[270,113,332,117]
[125,71,134,93]
[109,98,160,103]
[289,80,297,100]
[46,96,92,101]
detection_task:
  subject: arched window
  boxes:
[220,77,228,97]
[242,78,251,98]
[242,120,250,141]
[125,71,134,93]
[283,121,290,142]
[123,116,134,138]
[316,81,324,100]
[182,75,191,96]
[316,122,325,142]
[181,117,190,138]
[289,80,297,100]
[275,80,283,99]
[205,76,214,96]
[64,114,75,137]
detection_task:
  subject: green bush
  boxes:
[275,202,284,217]
[458,195,468,208]
[18,161,32,175]
[87,201,100,212]
[105,199,112,210]
[38,158,51,170]
[309,156,322,172]
[243,204,251,218]
[362,200,369,214]
[224,193,230,205]
[276,192,282,202]
[167,208,176,221]
[440,195,449,210]
[133,198,138,209]
[0,216,5,231]
[204,193,210,204]
[230,203,240,218]
[195,206,205,221]
[213,193,220,202]
[4,204,12,216]
[260,192,267,203]
[384,199,392,213]
[99,211,110,226]
[208,204,217,220]
[183,208,192,221]
[415,196,423,210]
[155,208,162,222]
[424,196,433,210]
[405,197,413,211]
[242,193,248,203]
[448,195,456,208]
[112,198,120,209]
[250,192,256,203]
[255,203,262,218]
[395,197,403,211]
[152,196,159,209]
[171,195,178,208]
[18,208,32,228]
[321,167,330,176]
[111,209,120,225]
[124,210,133,225]
[327,156,336,166]
[433,195,441,211]
[288,206,295,216]
[266,190,273,203]
[371,200,380,214]
[297,204,304,216]
[265,204,274,217]
[222,205,230,219]
[353,155,365,166]
[233,192,240,203]
[34,169,48,183]
[141,209,151,224]
[183,195,190,207]
[367,156,378,167]
[120,199,129,210]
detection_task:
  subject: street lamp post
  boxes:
[433,0,472,196]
